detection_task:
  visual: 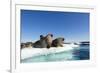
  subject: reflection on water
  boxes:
[21,45,89,63]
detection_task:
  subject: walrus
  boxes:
[33,34,53,49]
[21,42,33,49]
[21,43,26,49]
[25,42,33,48]
[52,37,65,47]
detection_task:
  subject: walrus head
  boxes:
[45,34,53,48]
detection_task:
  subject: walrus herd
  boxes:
[21,34,65,49]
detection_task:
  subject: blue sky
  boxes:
[21,10,89,43]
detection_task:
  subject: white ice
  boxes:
[21,44,79,60]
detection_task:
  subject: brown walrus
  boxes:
[33,34,53,49]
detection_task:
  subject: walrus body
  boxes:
[21,42,33,49]
[21,43,26,49]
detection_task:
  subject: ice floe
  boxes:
[21,44,79,60]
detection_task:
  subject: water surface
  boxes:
[21,45,89,63]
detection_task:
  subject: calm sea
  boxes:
[21,45,90,63]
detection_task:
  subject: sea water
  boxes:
[21,45,89,63]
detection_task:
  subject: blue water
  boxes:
[21,45,89,63]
